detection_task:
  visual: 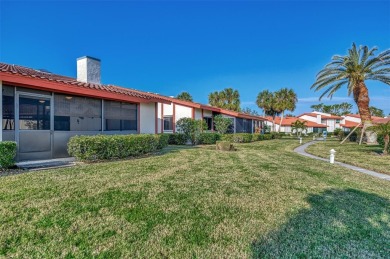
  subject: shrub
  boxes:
[198,133,221,144]
[68,134,167,161]
[168,133,188,145]
[0,141,17,168]
[270,132,283,139]
[214,115,234,134]
[176,118,207,145]
[157,134,170,149]
[262,134,273,140]
[252,134,262,141]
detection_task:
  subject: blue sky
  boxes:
[1,0,389,115]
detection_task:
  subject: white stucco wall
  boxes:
[140,102,156,134]
[343,116,361,123]
[299,115,317,123]
[175,104,192,122]
[195,108,202,120]
[163,103,173,116]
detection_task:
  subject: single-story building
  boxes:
[265,116,327,134]
[1,57,267,161]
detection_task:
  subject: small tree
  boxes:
[369,122,390,155]
[176,118,206,145]
[213,115,233,134]
[291,120,307,137]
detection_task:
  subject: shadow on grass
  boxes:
[251,189,390,258]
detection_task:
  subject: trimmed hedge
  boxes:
[168,133,187,145]
[166,132,281,145]
[68,134,168,161]
[198,133,221,144]
[0,141,17,169]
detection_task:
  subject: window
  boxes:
[2,86,14,130]
[104,100,137,131]
[321,119,326,124]
[164,116,173,131]
[336,119,340,123]
[19,96,50,130]
[204,117,212,130]
[54,94,102,131]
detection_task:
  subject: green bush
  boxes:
[377,134,390,153]
[176,118,206,145]
[68,134,168,161]
[270,132,283,139]
[263,134,273,140]
[0,141,17,168]
[157,134,170,149]
[198,133,221,144]
[168,133,188,145]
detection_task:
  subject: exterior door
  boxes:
[16,92,52,161]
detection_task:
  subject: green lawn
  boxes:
[1,139,389,258]
[306,138,390,175]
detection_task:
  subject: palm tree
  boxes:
[256,90,279,131]
[208,88,241,111]
[369,122,390,155]
[176,92,193,102]
[274,88,298,132]
[311,43,390,144]
[291,120,307,137]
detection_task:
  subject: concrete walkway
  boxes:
[294,140,390,181]
[16,157,76,171]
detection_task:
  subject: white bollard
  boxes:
[330,149,336,164]
[299,137,302,144]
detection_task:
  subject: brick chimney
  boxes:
[77,56,101,84]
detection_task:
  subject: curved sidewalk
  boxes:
[294,140,390,181]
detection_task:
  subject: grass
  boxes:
[1,139,389,258]
[306,138,390,175]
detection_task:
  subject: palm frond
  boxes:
[366,75,390,85]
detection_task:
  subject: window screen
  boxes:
[54,94,102,131]
[104,101,137,131]
[204,117,212,131]
[2,85,14,130]
[19,96,50,130]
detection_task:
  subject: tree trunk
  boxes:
[384,134,389,155]
[278,111,284,133]
[353,81,377,144]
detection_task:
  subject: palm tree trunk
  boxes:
[278,111,284,133]
[353,81,377,144]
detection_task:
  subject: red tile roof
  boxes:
[340,120,361,128]
[0,62,267,121]
[321,115,343,120]
[0,63,171,104]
